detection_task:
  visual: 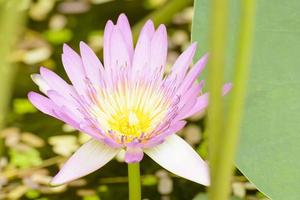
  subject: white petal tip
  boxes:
[63,43,75,54]
[79,41,85,47]
[202,53,209,61]
[118,13,128,20]
[30,73,38,81]
[105,20,114,27]
[31,74,50,93]
[49,172,73,186]
[191,42,198,48]
[62,43,69,50]
[145,19,154,28]
[27,91,35,100]
[49,178,64,186]
[49,139,119,187]
[39,66,47,73]
[145,134,210,186]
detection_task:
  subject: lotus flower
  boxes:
[28,14,231,186]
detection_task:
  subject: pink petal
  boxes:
[175,81,204,120]
[143,121,187,148]
[79,41,103,87]
[149,24,167,74]
[222,83,232,95]
[31,74,50,94]
[103,20,114,68]
[109,26,131,69]
[39,67,74,99]
[181,93,209,119]
[182,83,233,119]
[132,20,155,72]
[125,147,144,163]
[62,44,86,95]
[144,134,210,186]
[116,13,133,57]
[51,139,120,185]
[39,67,80,112]
[28,92,57,117]
[47,90,83,122]
[28,92,81,129]
[178,53,208,95]
[53,107,80,129]
[168,42,197,84]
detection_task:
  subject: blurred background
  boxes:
[0,0,267,199]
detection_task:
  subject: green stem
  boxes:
[132,0,193,41]
[207,0,228,196]
[128,162,141,200]
[0,0,26,156]
[209,1,256,200]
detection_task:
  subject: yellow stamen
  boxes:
[128,111,139,126]
[92,82,170,138]
[108,110,152,137]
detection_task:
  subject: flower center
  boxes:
[90,78,173,141]
[108,110,152,137]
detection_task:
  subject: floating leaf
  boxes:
[192,0,300,199]
[97,185,108,193]
[193,193,241,200]
[25,189,40,199]
[83,195,101,200]
[43,29,73,45]
[13,99,36,114]
[9,147,42,168]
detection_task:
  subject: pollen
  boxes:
[107,109,152,137]
[90,77,172,140]
[128,111,139,126]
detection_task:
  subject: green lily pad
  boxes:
[9,147,42,168]
[193,193,242,200]
[192,0,300,199]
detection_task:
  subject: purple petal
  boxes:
[51,139,120,185]
[53,108,80,129]
[103,20,114,68]
[62,44,86,95]
[132,20,155,72]
[144,134,210,186]
[182,83,233,119]
[47,90,83,122]
[109,26,131,69]
[39,67,81,114]
[39,67,74,100]
[28,92,58,117]
[178,53,208,95]
[175,81,204,120]
[222,83,232,95]
[79,41,103,87]
[181,93,209,119]
[28,92,80,129]
[144,121,187,148]
[31,74,50,94]
[168,42,197,85]
[149,24,167,75]
[124,147,144,163]
[116,13,133,57]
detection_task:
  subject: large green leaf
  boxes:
[193,193,241,200]
[192,0,300,199]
